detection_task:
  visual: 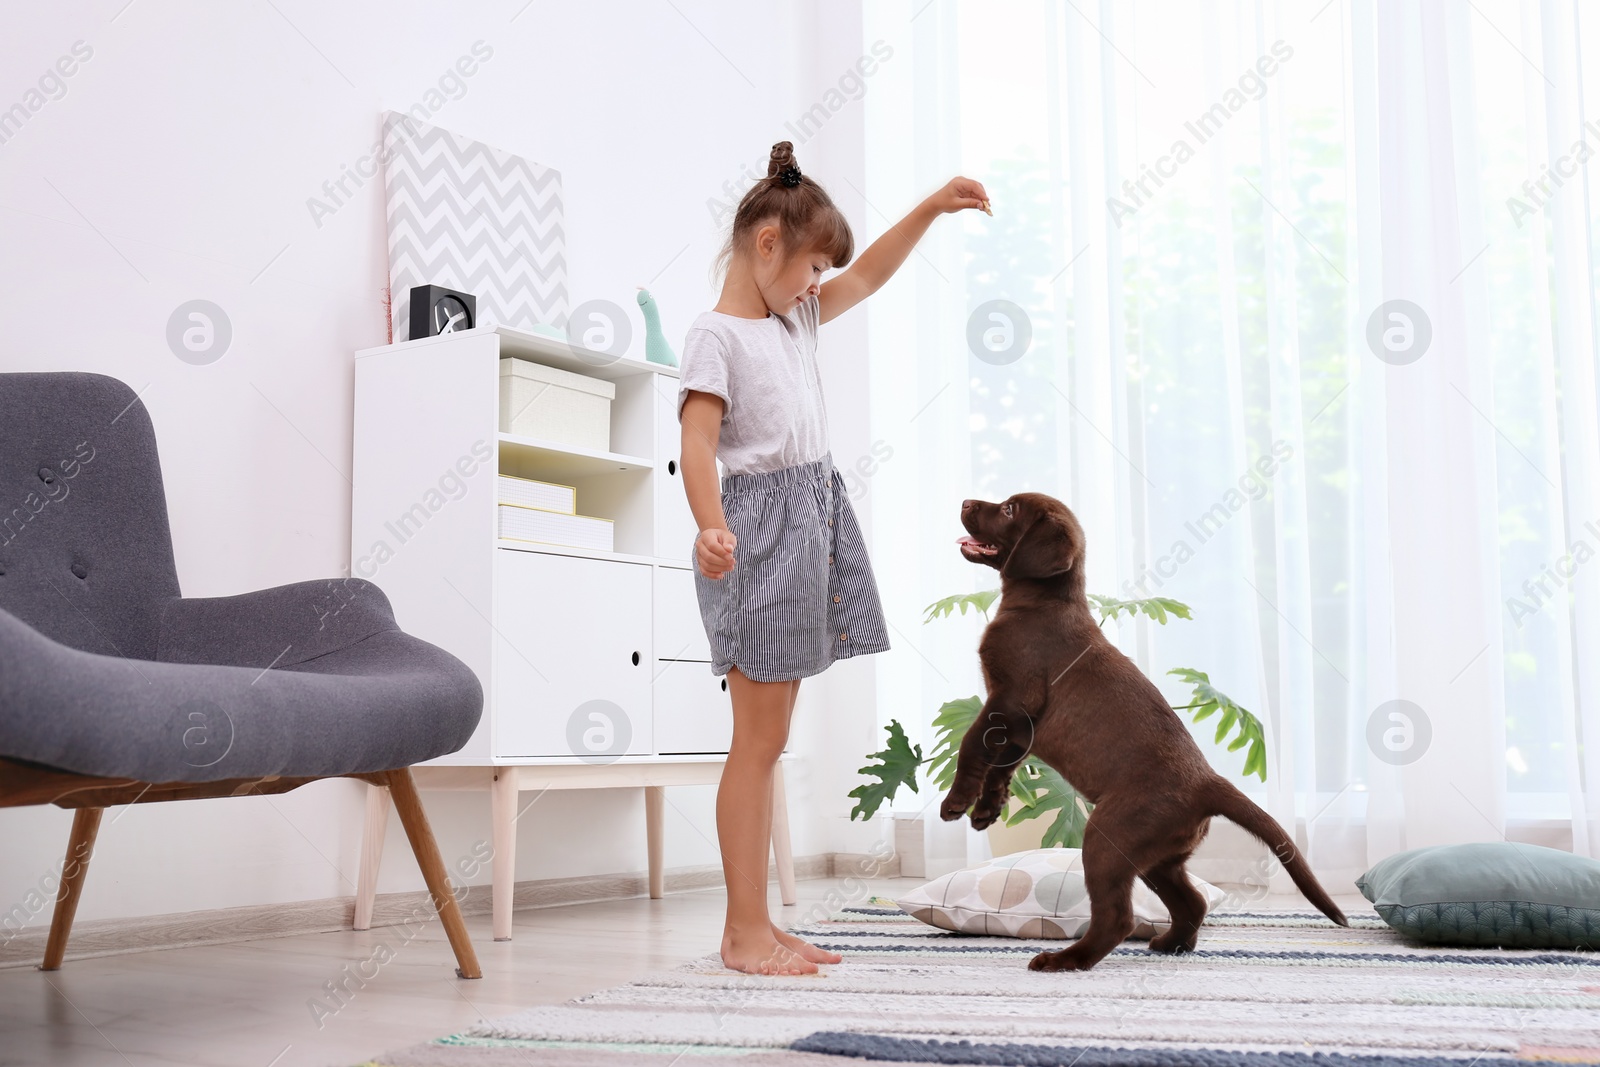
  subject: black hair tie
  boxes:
[777,165,802,187]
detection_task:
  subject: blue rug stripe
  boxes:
[789,1033,1524,1066]
[840,908,1373,921]
[794,928,1378,940]
[838,908,1388,927]
[802,942,1600,966]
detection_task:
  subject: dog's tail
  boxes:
[1204,778,1348,927]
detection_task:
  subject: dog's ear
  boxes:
[1001,512,1077,581]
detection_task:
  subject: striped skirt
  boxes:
[690,451,891,683]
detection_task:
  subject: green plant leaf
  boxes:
[926,695,984,790]
[847,720,924,821]
[1214,706,1239,744]
[922,590,1002,625]
[1167,667,1269,782]
[1088,594,1194,627]
[1243,743,1268,780]
[1043,795,1093,849]
[1002,757,1090,849]
[1007,761,1044,807]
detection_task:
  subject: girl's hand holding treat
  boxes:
[926,175,992,216]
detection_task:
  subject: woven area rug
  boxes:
[365,900,1600,1066]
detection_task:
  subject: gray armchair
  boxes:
[0,371,485,977]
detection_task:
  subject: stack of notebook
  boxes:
[497,473,614,552]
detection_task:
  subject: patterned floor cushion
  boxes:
[895,847,1228,939]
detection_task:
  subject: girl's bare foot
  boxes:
[721,924,819,975]
[771,923,841,964]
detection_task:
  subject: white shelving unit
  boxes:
[348,324,796,940]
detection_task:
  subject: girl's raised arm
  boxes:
[817,175,989,325]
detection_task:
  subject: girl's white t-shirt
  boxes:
[676,293,830,476]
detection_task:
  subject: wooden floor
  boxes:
[0,874,913,1067]
[0,877,1370,1067]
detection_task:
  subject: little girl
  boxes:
[677,140,989,975]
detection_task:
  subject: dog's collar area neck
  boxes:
[1001,570,1090,603]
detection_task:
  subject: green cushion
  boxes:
[1356,842,1600,949]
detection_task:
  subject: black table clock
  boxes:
[409,284,477,338]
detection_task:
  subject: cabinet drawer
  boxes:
[654,564,711,661]
[654,658,732,754]
[654,387,703,562]
[492,549,653,758]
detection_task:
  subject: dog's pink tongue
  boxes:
[957,534,999,556]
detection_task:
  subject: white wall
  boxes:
[0,0,898,928]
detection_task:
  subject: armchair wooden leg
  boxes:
[42,807,103,971]
[385,768,482,979]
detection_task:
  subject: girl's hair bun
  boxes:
[767,141,797,176]
[768,141,802,187]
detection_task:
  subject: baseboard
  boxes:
[0,851,892,969]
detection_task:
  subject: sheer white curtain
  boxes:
[862,0,1600,881]
[860,0,985,872]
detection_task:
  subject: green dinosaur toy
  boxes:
[636,287,678,368]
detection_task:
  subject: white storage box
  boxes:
[499,358,616,450]
[498,504,613,552]
[497,473,576,513]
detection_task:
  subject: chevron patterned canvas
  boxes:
[380,110,566,342]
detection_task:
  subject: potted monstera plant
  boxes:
[848,592,1268,852]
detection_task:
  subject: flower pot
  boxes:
[984,798,1052,856]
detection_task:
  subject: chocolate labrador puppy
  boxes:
[945,492,1347,971]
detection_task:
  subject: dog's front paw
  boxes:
[938,790,974,822]
[967,795,1004,830]
[967,780,1011,830]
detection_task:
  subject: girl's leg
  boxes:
[718,665,813,974]
[766,676,842,965]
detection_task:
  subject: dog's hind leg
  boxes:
[1028,806,1139,972]
[1142,856,1207,954]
